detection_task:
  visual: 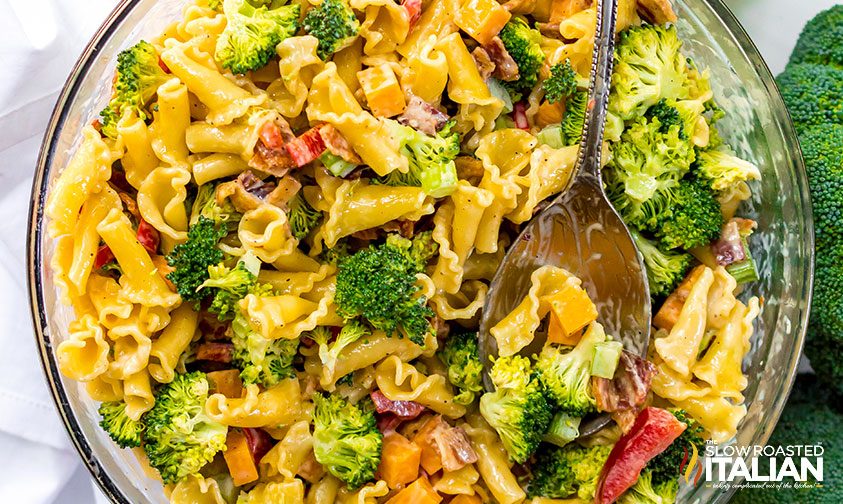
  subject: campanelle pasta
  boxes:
[46,0,764,501]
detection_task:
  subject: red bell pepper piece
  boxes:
[402,0,422,28]
[93,245,116,269]
[259,121,286,150]
[136,219,160,255]
[285,126,327,167]
[243,428,275,464]
[513,102,530,130]
[595,407,687,504]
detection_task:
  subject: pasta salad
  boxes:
[45,0,763,502]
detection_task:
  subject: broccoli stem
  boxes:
[543,412,582,447]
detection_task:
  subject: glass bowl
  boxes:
[26,0,813,502]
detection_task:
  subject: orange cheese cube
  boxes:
[455,0,512,45]
[223,430,259,486]
[544,283,598,342]
[385,476,443,504]
[450,495,482,504]
[412,416,445,474]
[377,432,423,489]
[357,64,406,117]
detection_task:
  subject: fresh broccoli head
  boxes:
[797,125,843,396]
[617,468,679,504]
[98,401,145,449]
[561,90,588,146]
[335,240,434,346]
[499,17,545,97]
[646,410,704,486]
[535,323,607,416]
[609,24,689,121]
[378,121,460,197]
[438,331,484,405]
[479,355,553,463]
[529,443,613,500]
[645,99,685,137]
[630,229,693,298]
[695,148,761,193]
[303,0,360,60]
[288,191,323,240]
[385,231,439,272]
[649,175,724,250]
[198,252,271,321]
[604,115,696,226]
[544,60,579,104]
[776,63,843,133]
[215,0,300,74]
[99,41,171,138]
[231,301,299,387]
[166,216,227,303]
[191,183,243,232]
[143,372,228,484]
[312,393,383,489]
[309,322,371,380]
[789,5,843,69]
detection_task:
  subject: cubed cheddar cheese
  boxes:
[357,64,406,118]
[377,432,423,489]
[384,476,443,504]
[450,495,482,504]
[544,283,598,343]
[411,416,445,474]
[223,430,259,486]
[455,0,511,45]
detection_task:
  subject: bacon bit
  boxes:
[502,0,535,13]
[250,142,295,176]
[243,428,275,464]
[397,96,450,136]
[382,219,415,238]
[320,124,361,163]
[286,126,327,167]
[637,0,677,24]
[109,170,134,194]
[653,265,705,331]
[425,417,478,471]
[94,245,116,269]
[431,315,450,340]
[513,102,530,130]
[199,315,230,341]
[402,0,422,29]
[259,121,287,150]
[455,156,485,181]
[351,228,380,241]
[536,22,562,38]
[471,47,496,81]
[485,36,520,82]
[118,192,140,221]
[196,342,234,363]
[91,118,103,131]
[592,351,657,433]
[151,255,176,291]
[371,390,427,419]
[158,56,171,74]
[712,220,745,266]
[136,219,160,255]
[377,413,404,434]
[296,451,325,483]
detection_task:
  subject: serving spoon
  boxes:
[477,0,651,436]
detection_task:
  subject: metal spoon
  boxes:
[477,0,651,436]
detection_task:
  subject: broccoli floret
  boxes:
[777,63,843,133]
[166,217,227,303]
[561,90,588,146]
[385,231,439,272]
[215,0,300,74]
[312,393,383,489]
[438,331,484,405]
[544,60,578,104]
[650,175,724,250]
[529,443,613,500]
[309,321,371,379]
[789,6,843,69]
[288,192,323,240]
[303,0,360,60]
[208,0,223,11]
[143,372,227,484]
[604,115,696,226]
[695,148,761,192]
[98,401,145,449]
[630,229,693,298]
[377,121,460,197]
[191,183,242,232]
[479,355,553,463]
[320,238,352,265]
[99,41,170,138]
[198,252,269,321]
[645,99,685,136]
[609,25,689,121]
[646,410,704,486]
[231,300,299,387]
[335,241,434,346]
[796,125,843,395]
[731,376,843,504]
[535,323,606,416]
[618,469,679,504]
[499,17,545,97]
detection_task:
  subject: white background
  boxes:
[0,0,834,502]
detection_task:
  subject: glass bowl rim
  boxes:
[25,0,814,502]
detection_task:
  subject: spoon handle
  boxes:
[572,0,619,185]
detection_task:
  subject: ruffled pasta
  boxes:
[168,475,227,504]
[56,314,110,382]
[206,380,302,428]
[506,144,578,224]
[375,356,466,418]
[237,480,306,503]
[239,204,298,263]
[65,187,121,298]
[337,480,389,504]
[148,304,199,384]
[433,464,479,495]
[259,420,314,480]
[137,165,191,245]
[268,36,325,117]
[463,415,526,504]
[402,36,449,104]
[149,78,191,165]
[430,280,488,321]
[352,0,409,55]
[117,111,158,189]
[240,282,336,341]
[123,368,155,420]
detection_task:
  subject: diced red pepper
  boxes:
[513,102,529,130]
[94,245,115,269]
[402,0,422,28]
[136,219,160,255]
[285,126,327,167]
[158,56,171,74]
[595,407,687,504]
[259,121,286,150]
[243,428,275,464]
